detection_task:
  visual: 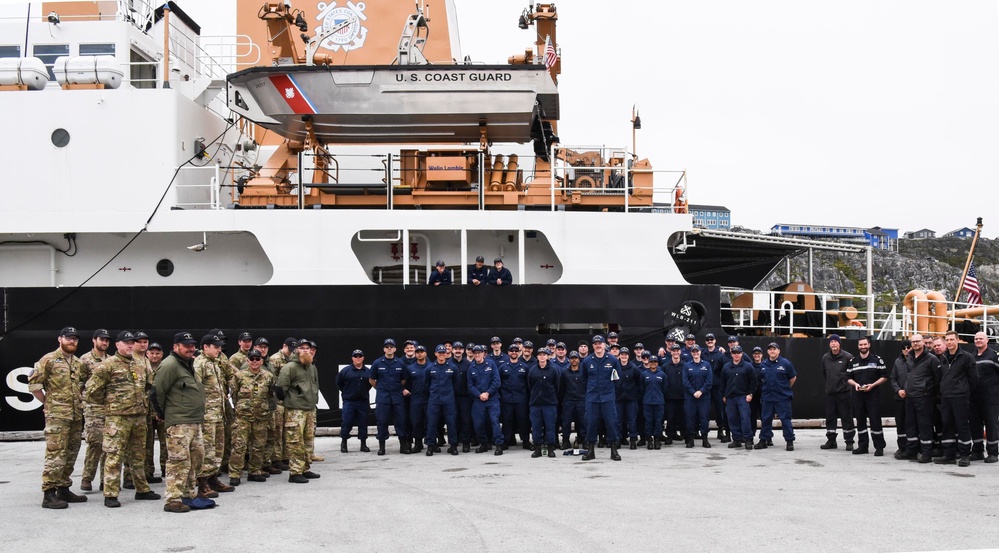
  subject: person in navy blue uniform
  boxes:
[845,336,889,456]
[559,351,586,448]
[551,342,570,373]
[487,257,513,285]
[488,336,509,369]
[405,346,431,453]
[755,343,798,451]
[749,347,764,435]
[425,345,459,456]
[890,342,912,456]
[581,335,622,461]
[337,349,371,453]
[521,341,536,368]
[615,347,641,449]
[369,338,409,455]
[663,345,688,446]
[499,344,531,450]
[641,356,667,449]
[467,255,489,286]
[683,345,713,448]
[528,348,559,458]
[721,346,758,450]
[703,334,729,443]
[680,334,697,360]
[427,260,452,286]
[468,345,504,455]
[450,341,474,452]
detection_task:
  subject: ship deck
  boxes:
[2,430,995,552]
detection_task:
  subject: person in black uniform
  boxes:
[487,258,513,286]
[428,260,452,286]
[467,256,489,286]
[425,345,459,456]
[970,332,999,463]
[560,351,586,448]
[749,346,764,435]
[897,334,941,463]
[663,345,687,446]
[845,336,888,456]
[337,349,371,453]
[499,344,531,450]
[889,342,911,455]
[820,334,855,450]
[936,331,978,466]
[527,348,559,458]
[451,341,474,452]
[615,347,641,449]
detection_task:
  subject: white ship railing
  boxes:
[173,165,224,210]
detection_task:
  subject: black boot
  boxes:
[462,442,470,453]
[522,440,533,451]
[377,440,386,456]
[341,439,348,453]
[629,437,637,450]
[610,442,622,461]
[654,437,662,450]
[400,440,412,455]
[581,443,596,461]
[56,487,87,503]
[716,428,724,440]
[685,437,695,448]
[475,444,490,454]
[42,489,68,509]
[702,436,712,448]
[448,445,459,455]
[648,438,655,450]
[532,444,543,458]
[820,436,838,449]
[411,438,423,454]
[360,440,370,453]
[547,444,556,458]
[426,444,434,457]
[561,438,572,450]
[720,429,731,443]
[637,437,647,447]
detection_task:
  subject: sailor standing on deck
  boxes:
[337,349,372,453]
[425,345,460,456]
[581,335,622,461]
[29,326,88,509]
[641,356,667,450]
[896,334,940,463]
[527,348,559,458]
[275,339,321,482]
[450,342,475,452]
[615,346,641,450]
[935,331,978,467]
[683,345,714,448]
[369,338,410,455]
[487,257,513,285]
[468,345,504,454]
[820,334,856,451]
[560,351,586,448]
[720,345,757,450]
[79,328,111,492]
[845,336,888,456]
[756,343,798,451]
[405,345,432,453]
[468,255,489,286]
[428,260,452,286]
[664,345,688,446]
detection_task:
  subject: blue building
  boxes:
[771,224,899,251]
[689,204,731,230]
[944,227,975,238]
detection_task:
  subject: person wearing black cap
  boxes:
[820,334,855,450]
[468,345,504,454]
[276,339,321,482]
[681,334,697,360]
[749,347,765,436]
[641,356,667,449]
[683,345,714,448]
[268,337,296,473]
[426,345,460,456]
[144,341,168,481]
[193,334,236,495]
[337,350,372,453]
[559,351,586,448]
[663,345,688,446]
[29,326,87,509]
[151,331,205,513]
[521,341,537,368]
[889,341,912,456]
[615,346,642,449]
[528,348,559,457]
[468,255,489,286]
[487,257,513,286]
[499,344,532,450]
[702,334,727,443]
[369,339,410,455]
[450,342,475,451]
[228,332,254,374]
[720,345,756,450]
[756,342,798,451]
[85,331,161,507]
[405,345,432,453]
[845,336,889,456]
[125,331,161,488]
[428,260,453,286]
[581,335,622,461]
[607,332,620,347]
[79,328,111,492]
[227,349,275,485]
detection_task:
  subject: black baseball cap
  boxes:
[117,331,136,342]
[641,351,651,359]
[512,337,523,344]
[201,334,224,347]
[752,346,763,353]
[435,260,445,267]
[491,336,502,343]
[352,349,364,357]
[435,344,447,353]
[60,326,80,338]
[247,349,264,360]
[210,329,226,340]
[546,339,557,346]
[508,344,520,352]
[592,335,605,343]
[93,328,110,339]
[569,351,580,358]
[284,337,297,348]
[523,341,534,349]
[494,257,503,264]
[173,332,197,345]
[731,345,744,354]
[538,348,551,356]
[415,345,427,353]
[634,343,645,349]
[685,333,696,340]
[238,332,253,341]
[690,345,701,352]
[295,338,311,347]
[767,342,780,350]
[148,342,163,351]
[648,355,659,363]
[727,336,738,343]
[134,331,149,340]
[620,347,630,354]
[670,344,681,351]
[705,333,716,340]
[254,337,269,346]
[384,338,397,347]
[452,341,464,349]
[475,255,484,262]
[607,332,619,338]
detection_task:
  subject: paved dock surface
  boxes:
[1,430,997,553]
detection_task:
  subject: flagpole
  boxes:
[955,217,984,303]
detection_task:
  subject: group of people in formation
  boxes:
[29,322,996,514]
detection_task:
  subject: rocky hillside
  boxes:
[759,236,998,311]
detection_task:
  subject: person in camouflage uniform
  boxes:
[243,338,282,475]
[144,342,167,481]
[228,332,254,375]
[228,349,276,485]
[78,328,111,491]
[85,331,161,508]
[306,340,323,463]
[152,332,206,514]
[276,339,320,483]
[268,337,296,472]
[194,333,235,496]
[28,326,88,509]
[210,329,237,475]
[121,331,161,488]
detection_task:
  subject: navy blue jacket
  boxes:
[370,356,407,403]
[406,361,430,401]
[581,353,621,403]
[427,361,458,403]
[641,369,667,405]
[846,353,888,387]
[721,358,758,398]
[428,269,452,286]
[615,360,642,402]
[550,357,570,374]
[663,360,686,399]
[682,360,713,397]
[467,264,489,285]
[760,356,797,401]
[488,352,510,368]
[560,366,586,401]
[486,266,513,285]
[499,359,529,404]
[528,363,559,406]
[337,364,371,402]
[452,357,471,398]
[468,360,500,402]
[703,347,727,388]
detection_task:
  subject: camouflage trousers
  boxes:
[41,417,83,491]
[272,403,286,462]
[221,403,234,471]
[263,409,276,463]
[306,408,317,456]
[164,423,204,504]
[229,415,270,477]
[199,419,226,478]
[144,417,166,477]
[81,412,105,482]
[103,414,150,497]
[284,408,311,475]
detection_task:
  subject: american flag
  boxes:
[543,35,558,70]
[963,262,982,305]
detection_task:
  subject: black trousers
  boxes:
[968,391,999,457]
[852,390,885,450]
[905,395,935,456]
[665,398,688,438]
[893,399,906,450]
[825,391,855,443]
[501,402,531,445]
[939,396,972,458]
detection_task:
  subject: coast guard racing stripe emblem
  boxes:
[269,74,317,114]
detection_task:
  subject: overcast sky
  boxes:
[12,0,995,237]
